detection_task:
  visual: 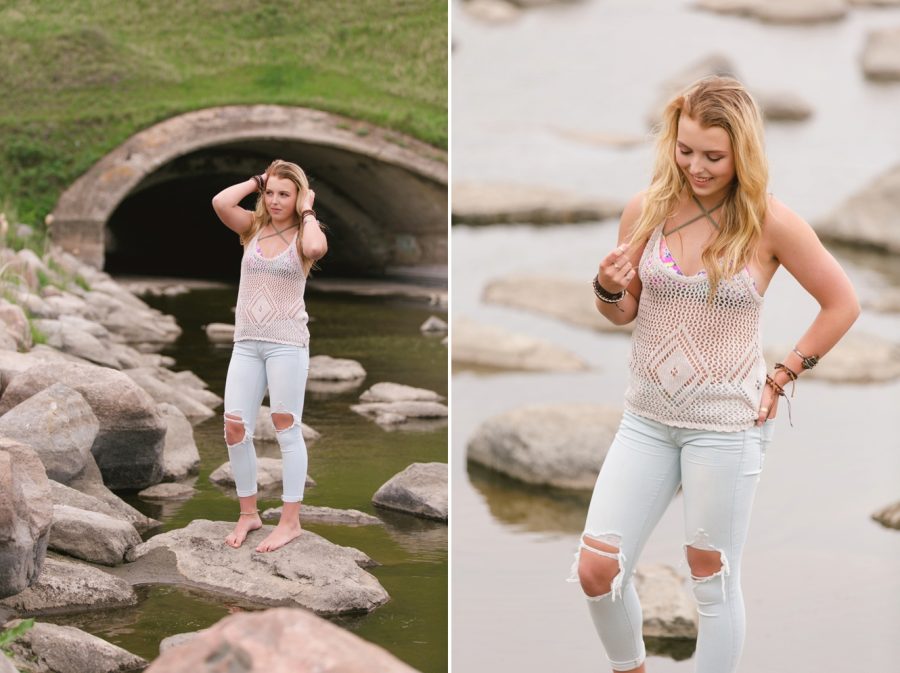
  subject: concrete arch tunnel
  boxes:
[50,106,447,280]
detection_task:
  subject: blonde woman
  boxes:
[571,78,859,672]
[212,159,328,552]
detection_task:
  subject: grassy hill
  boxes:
[0,0,447,226]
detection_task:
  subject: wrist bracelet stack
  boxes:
[300,208,317,223]
[252,174,266,192]
[592,276,626,313]
[792,347,819,370]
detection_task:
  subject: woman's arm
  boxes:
[758,198,860,422]
[211,178,257,235]
[594,192,646,325]
[299,189,328,261]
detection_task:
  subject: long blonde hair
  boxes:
[630,77,768,295]
[240,159,315,274]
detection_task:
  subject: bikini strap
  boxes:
[663,197,724,236]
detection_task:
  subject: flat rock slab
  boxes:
[483,275,633,334]
[634,564,698,639]
[692,0,846,23]
[126,520,389,615]
[360,382,444,403]
[872,500,900,530]
[50,505,141,567]
[765,332,900,383]
[308,354,366,381]
[452,316,588,372]
[373,462,448,522]
[145,607,419,673]
[138,482,197,501]
[468,404,621,490]
[420,315,448,333]
[453,182,624,225]
[814,164,900,253]
[262,505,383,526]
[863,27,900,81]
[209,458,316,493]
[3,619,146,673]
[204,323,234,343]
[0,555,137,615]
[351,401,449,427]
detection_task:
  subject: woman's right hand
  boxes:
[596,243,636,292]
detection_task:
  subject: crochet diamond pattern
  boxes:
[233,233,309,347]
[624,226,765,431]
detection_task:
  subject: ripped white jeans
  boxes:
[568,410,774,672]
[223,340,310,503]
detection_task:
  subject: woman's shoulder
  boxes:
[763,194,810,237]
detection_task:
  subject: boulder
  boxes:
[0,362,166,489]
[156,403,200,481]
[359,382,444,403]
[452,181,623,225]
[862,26,900,81]
[691,0,846,24]
[127,520,389,615]
[3,620,146,673]
[351,400,449,426]
[814,164,900,253]
[634,564,698,639]
[253,405,320,444]
[30,319,120,369]
[452,316,588,372]
[372,462,448,522]
[262,505,382,526]
[0,383,99,484]
[0,652,18,673]
[0,300,31,350]
[49,505,142,566]
[765,332,900,383]
[138,482,196,501]
[124,368,215,423]
[467,404,621,490]
[0,351,45,395]
[204,322,234,343]
[64,457,160,534]
[0,555,137,615]
[99,304,181,345]
[48,480,145,534]
[144,607,418,673]
[209,458,316,495]
[872,500,900,530]
[308,354,366,381]
[420,315,448,333]
[158,631,201,654]
[483,275,632,333]
[0,439,52,599]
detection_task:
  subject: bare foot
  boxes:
[255,521,302,552]
[225,513,262,548]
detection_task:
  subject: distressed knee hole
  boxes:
[224,413,247,445]
[577,533,624,600]
[271,411,297,432]
[685,545,725,578]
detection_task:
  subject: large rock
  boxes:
[156,403,200,481]
[484,275,632,333]
[64,456,160,533]
[0,362,166,489]
[0,555,137,615]
[30,318,120,369]
[862,26,900,81]
[452,316,588,372]
[0,300,31,351]
[692,0,846,24]
[209,458,316,495]
[204,322,234,343]
[467,404,621,490]
[48,480,146,534]
[351,400,449,426]
[815,164,900,253]
[0,439,52,599]
[372,463,448,522]
[308,355,366,381]
[634,564,698,639]
[0,351,46,395]
[127,520,389,615]
[453,182,624,225]
[0,383,99,484]
[0,653,19,673]
[137,482,196,501]
[872,500,900,530]
[765,332,900,383]
[124,368,215,423]
[3,619,146,673]
[359,382,444,403]
[144,607,418,673]
[262,505,382,526]
[49,505,142,566]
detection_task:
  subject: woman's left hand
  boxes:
[756,383,778,426]
[301,189,316,211]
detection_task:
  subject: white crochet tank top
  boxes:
[624,226,766,431]
[233,230,309,348]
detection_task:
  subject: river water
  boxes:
[451,1,900,671]
[44,286,448,672]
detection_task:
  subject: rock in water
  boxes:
[372,463,448,522]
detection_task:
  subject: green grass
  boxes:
[0,0,448,225]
